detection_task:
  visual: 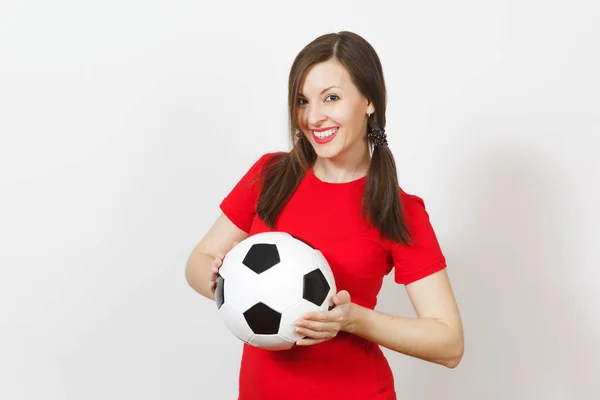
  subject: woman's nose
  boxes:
[307,103,327,126]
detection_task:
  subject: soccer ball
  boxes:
[214,231,337,351]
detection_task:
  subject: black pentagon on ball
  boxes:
[303,269,330,306]
[215,274,225,309]
[243,302,282,334]
[242,243,280,274]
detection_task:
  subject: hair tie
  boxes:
[367,128,388,147]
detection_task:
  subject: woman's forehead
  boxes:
[299,62,353,95]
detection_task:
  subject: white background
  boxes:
[1,1,599,399]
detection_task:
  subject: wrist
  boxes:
[343,302,364,334]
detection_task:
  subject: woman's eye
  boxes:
[297,95,338,105]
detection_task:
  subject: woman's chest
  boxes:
[250,189,392,304]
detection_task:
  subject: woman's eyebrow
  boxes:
[297,86,343,97]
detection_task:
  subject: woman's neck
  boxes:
[312,145,371,184]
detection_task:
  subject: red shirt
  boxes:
[220,152,447,400]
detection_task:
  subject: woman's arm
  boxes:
[344,269,464,368]
[296,268,464,368]
[185,213,248,300]
[347,268,463,368]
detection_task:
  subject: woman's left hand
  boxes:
[294,290,353,346]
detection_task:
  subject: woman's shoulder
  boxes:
[243,151,287,176]
[254,151,287,167]
[398,187,426,207]
[397,187,440,225]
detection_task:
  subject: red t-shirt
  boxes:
[219,152,447,400]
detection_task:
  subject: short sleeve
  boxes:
[219,152,277,233]
[387,192,447,285]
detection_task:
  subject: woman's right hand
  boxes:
[209,242,238,295]
[208,252,225,296]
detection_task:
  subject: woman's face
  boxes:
[296,60,374,160]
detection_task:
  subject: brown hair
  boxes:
[256,31,411,245]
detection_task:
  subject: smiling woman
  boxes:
[296,63,374,163]
[185,31,464,400]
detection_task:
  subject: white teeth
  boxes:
[314,128,338,138]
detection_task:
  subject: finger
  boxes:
[333,290,351,305]
[296,322,337,338]
[295,328,335,340]
[296,319,337,332]
[301,311,330,322]
[296,337,327,346]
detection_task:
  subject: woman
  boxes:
[185,31,464,399]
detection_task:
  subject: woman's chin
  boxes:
[314,148,340,159]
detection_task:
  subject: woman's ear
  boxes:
[366,100,375,116]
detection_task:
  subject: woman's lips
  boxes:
[312,127,338,144]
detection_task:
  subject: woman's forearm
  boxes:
[185,252,215,300]
[344,303,464,368]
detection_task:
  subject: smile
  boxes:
[312,127,338,144]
